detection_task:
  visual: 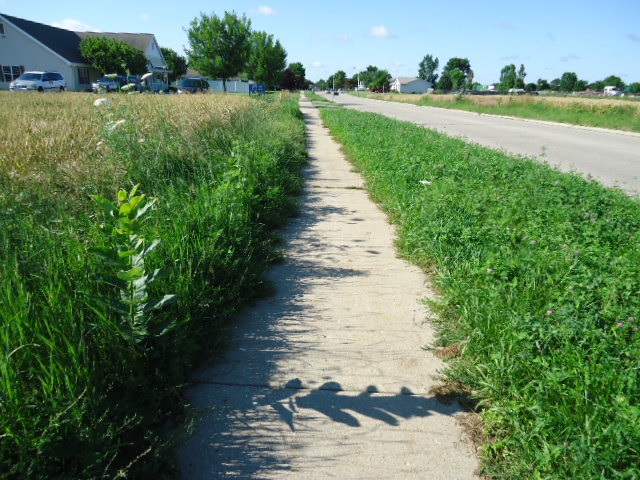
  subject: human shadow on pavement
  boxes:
[272,381,456,430]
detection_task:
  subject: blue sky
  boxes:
[2,0,639,85]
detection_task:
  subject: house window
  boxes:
[1,65,24,82]
[0,23,5,36]
[78,67,90,85]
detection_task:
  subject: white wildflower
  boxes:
[93,98,110,107]
[419,180,432,185]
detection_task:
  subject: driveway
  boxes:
[328,93,640,196]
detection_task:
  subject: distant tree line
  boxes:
[414,52,640,94]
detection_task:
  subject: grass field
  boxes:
[310,92,640,479]
[364,92,640,132]
[0,91,307,479]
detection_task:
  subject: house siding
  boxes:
[391,77,432,94]
[0,17,75,90]
[1,13,168,92]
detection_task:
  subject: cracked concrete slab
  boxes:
[176,95,479,479]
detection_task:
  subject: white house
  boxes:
[390,77,433,94]
[0,13,169,91]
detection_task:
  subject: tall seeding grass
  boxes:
[314,96,639,479]
[369,92,640,132]
[0,91,306,479]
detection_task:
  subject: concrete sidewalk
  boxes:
[176,95,479,479]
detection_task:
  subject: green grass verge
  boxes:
[0,93,306,479]
[311,94,639,479]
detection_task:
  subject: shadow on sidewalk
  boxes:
[177,98,466,480]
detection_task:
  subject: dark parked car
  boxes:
[178,77,209,94]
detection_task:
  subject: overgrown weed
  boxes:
[0,91,306,478]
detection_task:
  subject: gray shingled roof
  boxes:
[1,13,155,65]
[2,13,87,63]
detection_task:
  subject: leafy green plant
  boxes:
[91,184,177,344]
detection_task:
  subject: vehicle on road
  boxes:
[9,71,65,92]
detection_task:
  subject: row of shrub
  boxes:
[313,93,639,479]
[0,92,306,478]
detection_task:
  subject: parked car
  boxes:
[92,75,142,93]
[178,77,209,94]
[9,71,65,92]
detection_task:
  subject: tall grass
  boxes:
[0,92,306,479]
[367,92,640,132]
[314,96,639,479]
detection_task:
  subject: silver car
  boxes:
[10,71,66,92]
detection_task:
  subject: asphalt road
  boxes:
[327,93,640,196]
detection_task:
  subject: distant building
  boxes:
[0,13,169,91]
[390,77,433,94]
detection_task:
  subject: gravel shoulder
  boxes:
[176,95,479,479]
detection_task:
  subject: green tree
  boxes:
[281,62,306,90]
[356,65,380,90]
[575,79,588,92]
[80,36,148,75]
[629,82,640,94]
[602,75,625,89]
[246,31,287,87]
[326,70,347,90]
[161,47,187,83]
[369,69,392,91]
[537,78,550,91]
[499,64,517,91]
[437,57,472,91]
[550,78,561,91]
[559,71,578,92]
[418,54,439,84]
[516,64,526,88]
[186,11,252,92]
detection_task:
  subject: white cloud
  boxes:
[258,6,277,15]
[369,25,394,39]
[313,61,324,68]
[140,13,151,22]
[338,34,351,43]
[52,19,92,31]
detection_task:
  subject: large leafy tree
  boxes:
[369,69,392,91]
[80,36,148,75]
[418,54,439,84]
[282,62,306,90]
[161,47,187,83]
[602,75,625,89]
[559,71,578,92]
[437,57,472,91]
[499,64,517,90]
[353,65,391,90]
[186,11,252,92]
[327,70,347,90]
[246,31,287,87]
